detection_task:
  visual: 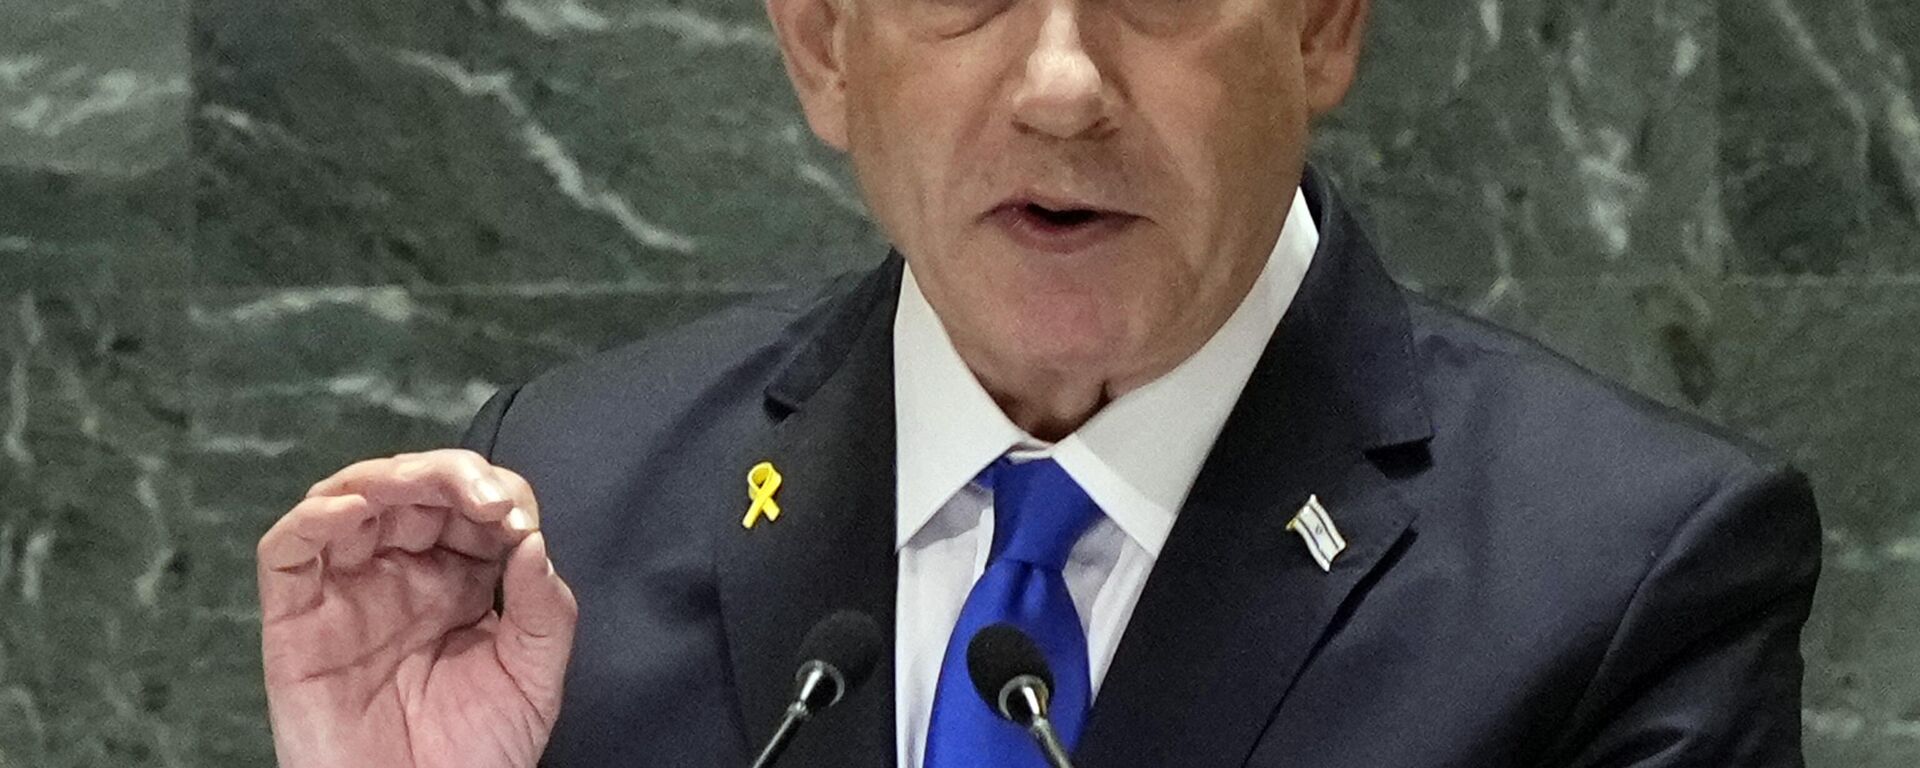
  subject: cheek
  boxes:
[843,27,1005,253]
[1115,64,1241,281]
[1124,34,1304,237]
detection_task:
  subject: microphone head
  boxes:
[793,610,883,709]
[966,623,1055,722]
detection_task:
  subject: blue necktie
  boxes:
[924,457,1102,767]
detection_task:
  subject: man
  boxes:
[256,0,1822,766]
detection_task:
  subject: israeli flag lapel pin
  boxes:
[1287,494,1348,573]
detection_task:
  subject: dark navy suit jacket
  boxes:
[462,170,1821,768]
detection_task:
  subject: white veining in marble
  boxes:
[217,286,419,326]
[4,296,41,471]
[627,5,777,50]
[19,528,55,605]
[503,0,613,37]
[498,0,777,50]
[233,373,498,428]
[392,50,699,256]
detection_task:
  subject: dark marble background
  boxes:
[2,0,1915,765]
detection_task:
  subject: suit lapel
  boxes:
[1076,171,1435,768]
[716,258,906,768]
[710,170,1427,768]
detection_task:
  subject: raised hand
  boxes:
[257,449,577,768]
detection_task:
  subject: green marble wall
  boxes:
[1,0,1914,765]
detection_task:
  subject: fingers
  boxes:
[303,450,541,558]
[329,512,383,571]
[500,533,575,640]
[259,493,377,572]
[378,504,445,554]
[439,514,512,560]
[491,465,541,531]
[257,493,377,616]
[261,451,546,620]
[496,532,578,721]
[308,449,522,529]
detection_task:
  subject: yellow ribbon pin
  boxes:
[742,461,783,529]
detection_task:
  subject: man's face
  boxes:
[783,0,1361,393]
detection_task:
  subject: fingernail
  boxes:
[474,479,509,505]
[506,506,536,532]
[546,558,557,577]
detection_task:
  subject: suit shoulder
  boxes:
[502,268,869,428]
[1402,291,1795,491]
[1397,290,1818,637]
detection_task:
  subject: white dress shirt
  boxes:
[891,188,1320,768]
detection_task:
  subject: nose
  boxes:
[1011,2,1113,140]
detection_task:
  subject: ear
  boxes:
[1300,0,1371,117]
[767,0,852,151]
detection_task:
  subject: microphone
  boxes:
[966,623,1077,768]
[746,610,882,768]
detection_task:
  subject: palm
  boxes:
[258,452,576,768]
[264,555,537,768]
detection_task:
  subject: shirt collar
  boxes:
[893,187,1320,555]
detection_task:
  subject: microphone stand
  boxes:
[747,701,810,768]
[1026,716,1074,768]
[747,661,842,768]
[1004,675,1076,768]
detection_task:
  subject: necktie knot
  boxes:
[988,457,1102,570]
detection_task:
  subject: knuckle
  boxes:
[306,460,368,497]
[390,456,436,483]
[457,453,498,482]
[492,465,528,486]
[412,450,490,488]
[430,448,488,470]
[495,467,536,497]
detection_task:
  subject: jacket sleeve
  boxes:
[1551,465,1823,768]
[460,384,524,460]
[461,383,554,768]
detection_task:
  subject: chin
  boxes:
[999,306,1136,376]
[931,257,1154,379]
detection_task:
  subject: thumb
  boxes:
[497,531,578,721]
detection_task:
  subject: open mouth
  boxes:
[1022,203,1106,228]
[990,196,1139,246]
